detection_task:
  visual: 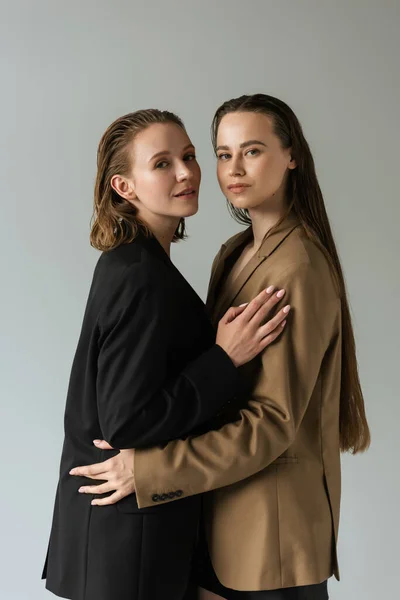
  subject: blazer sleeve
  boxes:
[96,268,239,449]
[134,260,341,507]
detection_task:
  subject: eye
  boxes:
[217,153,231,161]
[246,148,260,157]
[184,153,197,162]
[155,160,169,169]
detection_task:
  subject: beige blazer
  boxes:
[134,214,342,591]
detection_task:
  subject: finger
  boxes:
[257,305,291,338]
[259,320,287,349]
[73,471,108,481]
[222,306,238,324]
[93,439,114,450]
[221,307,234,324]
[70,462,110,477]
[225,303,248,323]
[250,289,286,326]
[79,482,115,495]
[241,286,276,321]
[91,491,126,506]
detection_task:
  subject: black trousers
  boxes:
[195,580,329,600]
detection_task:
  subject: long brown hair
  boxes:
[212,94,370,454]
[91,109,187,251]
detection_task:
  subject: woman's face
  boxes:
[215,111,296,211]
[112,122,201,222]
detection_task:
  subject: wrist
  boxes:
[215,344,239,368]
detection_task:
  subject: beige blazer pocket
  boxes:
[272,455,299,465]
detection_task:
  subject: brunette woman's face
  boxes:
[215,112,296,211]
[112,122,201,221]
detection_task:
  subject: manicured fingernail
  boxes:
[93,440,101,445]
[283,305,291,313]
[239,302,248,307]
[276,289,285,298]
[91,500,97,506]
[266,286,274,293]
[78,487,84,493]
[281,320,287,327]
[69,469,76,475]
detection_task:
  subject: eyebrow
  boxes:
[216,140,267,152]
[149,143,195,162]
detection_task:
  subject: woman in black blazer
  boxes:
[42,109,289,600]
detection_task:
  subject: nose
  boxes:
[229,155,245,177]
[176,160,191,182]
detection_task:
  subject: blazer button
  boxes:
[160,494,168,501]
[152,494,160,502]
[175,490,183,497]
[167,492,176,499]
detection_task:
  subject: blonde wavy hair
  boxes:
[90,109,187,251]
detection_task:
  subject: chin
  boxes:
[179,201,199,218]
[229,198,255,211]
[228,194,265,211]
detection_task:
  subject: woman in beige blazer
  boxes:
[72,94,371,599]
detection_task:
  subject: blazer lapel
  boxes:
[210,213,301,321]
[206,228,252,316]
[212,250,266,322]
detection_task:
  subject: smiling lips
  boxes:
[174,187,196,197]
[227,183,251,194]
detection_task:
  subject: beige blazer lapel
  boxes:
[213,250,266,322]
[210,213,301,321]
[206,228,252,318]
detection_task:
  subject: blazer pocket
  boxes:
[272,455,299,465]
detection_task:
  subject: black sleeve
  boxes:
[96,274,238,449]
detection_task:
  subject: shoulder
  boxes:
[276,228,341,342]
[95,235,165,285]
[90,237,165,313]
[261,227,340,311]
[96,237,143,274]
[274,227,334,281]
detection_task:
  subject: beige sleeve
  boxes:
[134,261,339,508]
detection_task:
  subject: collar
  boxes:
[207,212,301,318]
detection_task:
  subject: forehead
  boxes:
[132,122,191,161]
[217,112,275,145]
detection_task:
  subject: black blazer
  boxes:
[42,230,238,600]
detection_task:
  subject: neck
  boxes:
[137,211,180,257]
[248,196,287,249]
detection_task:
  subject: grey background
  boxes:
[0,1,398,598]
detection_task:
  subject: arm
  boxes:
[134,261,340,507]
[96,271,238,450]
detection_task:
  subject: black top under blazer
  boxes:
[42,230,239,600]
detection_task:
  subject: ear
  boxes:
[288,151,297,170]
[110,175,137,201]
